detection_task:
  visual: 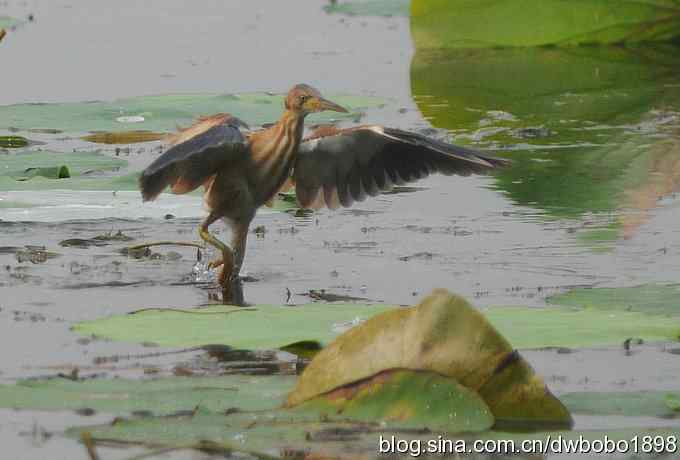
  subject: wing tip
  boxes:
[138,170,164,202]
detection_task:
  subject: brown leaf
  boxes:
[82,131,165,144]
[286,289,572,429]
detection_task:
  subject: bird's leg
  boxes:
[198,212,234,283]
[230,222,250,282]
[219,222,249,306]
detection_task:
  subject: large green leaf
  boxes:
[0,151,127,180]
[0,174,139,193]
[562,391,680,417]
[485,306,680,348]
[293,369,494,432]
[0,93,388,134]
[72,299,680,353]
[411,0,680,49]
[0,375,294,415]
[73,303,398,350]
[287,290,573,428]
[548,284,680,315]
[75,409,680,459]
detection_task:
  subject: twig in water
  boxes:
[125,241,205,251]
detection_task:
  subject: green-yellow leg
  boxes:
[198,214,234,287]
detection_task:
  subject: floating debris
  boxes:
[398,251,435,262]
[305,289,372,303]
[15,246,60,264]
[0,135,29,148]
[82,131,165,144]
[115,115,146,124]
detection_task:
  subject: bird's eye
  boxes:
[299,95,308,103]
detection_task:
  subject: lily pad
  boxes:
[324,0,410,16]
[0,375,295,415]
[73,303,397,350]
[293,369,494,432]
[411,0,680,49]
[0,173,139,194]
[68,402,677,460]
[286,290,573,429]
[548,284,680,316]
[81,131,165,144]
[562,391,680,418]
[74,407,679,459]
[19,165,71,180]
[0,190,205,222]
[485,306,680,348]
[0,93,389,134]
[0,151,127,181]
[71,299,680,354]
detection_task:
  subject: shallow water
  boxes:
[1,0,680,458]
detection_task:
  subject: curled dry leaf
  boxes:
[286,289,573,429]
[82,131,165,144]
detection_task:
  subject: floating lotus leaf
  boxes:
[0,375,295,415]
[18,165,70,180]
[0,93,389,134]
[0,151,127,180]
[70,298,680,351]
[73,303,397,350]
[548,284,680,316]
[411,0,680,49]
[286,290,573,428]
[74,407,678,459]
[562,391,680,418]
[292,369,494,432]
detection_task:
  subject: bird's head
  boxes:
[285,84,348,115]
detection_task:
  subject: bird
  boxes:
[139,84,509,301]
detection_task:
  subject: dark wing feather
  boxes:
[139,116,248,201]
[293,125,510,209]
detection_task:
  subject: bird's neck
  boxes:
[276,110,306,145]
[249,110,305,203]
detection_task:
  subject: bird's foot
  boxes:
[220,274,245,306]
[207,258,224,269]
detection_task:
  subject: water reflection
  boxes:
[411,45,680,246]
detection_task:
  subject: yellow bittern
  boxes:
[140,84,508,298]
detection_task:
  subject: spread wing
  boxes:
[293,125,510,209]
[139,113,249,201]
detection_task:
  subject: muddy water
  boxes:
[2,0,680,459]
